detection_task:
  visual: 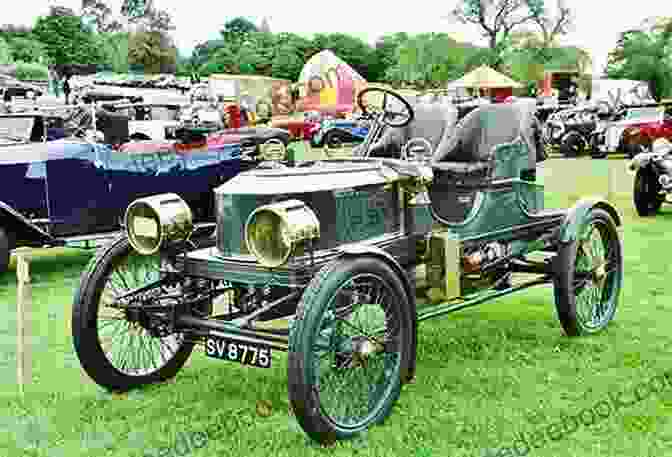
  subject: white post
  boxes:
[607,161,616,202]
[16,249,32,396]
[91,102,97,132]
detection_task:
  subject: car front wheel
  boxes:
[288,257,416,445]
[72,235,194,392]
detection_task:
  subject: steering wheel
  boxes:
[356,87,414,128]
[401,137,433,162]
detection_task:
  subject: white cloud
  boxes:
[6,0,672,75]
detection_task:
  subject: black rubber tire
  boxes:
[589,136,608,158]
[72,235,194,392]
[591,149,608,159]
[560,132,586,158]
[129,132,152,141]
[633,167,664,216]
[288,256,416,445]
[323,130,344,149]
[553,208,622,336]
[0,226,13,274]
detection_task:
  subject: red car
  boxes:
[617,105,672,157]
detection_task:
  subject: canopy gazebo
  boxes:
[448,65,522,101]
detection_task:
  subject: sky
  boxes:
[9,0,672,76]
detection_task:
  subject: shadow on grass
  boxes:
[0,248,93,289]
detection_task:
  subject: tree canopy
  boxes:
[1,3,603,92]
[32,7,103,66]
[606,18,672,100]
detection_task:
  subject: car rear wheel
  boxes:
[560,132,586,158]
[324,130,344,149]
[0,226,13,274]
[589,135,608,159]
[288,257,416,445]
[553,208,622,336]
[72,235,194,392]
[633,167,664,216]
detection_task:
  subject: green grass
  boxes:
[1,155,672,457]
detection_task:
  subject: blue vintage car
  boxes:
[0,111,247,273]
[310,117,372,148]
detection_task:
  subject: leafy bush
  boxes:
[14,61,49,80]
[8,37,46,63]
[0,37,13,64]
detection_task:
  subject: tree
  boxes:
[369,33,408,82]
[192,39,225,67]
[121,0,176,73]
[121,0,175,34]
[528,0,573,48]
[100,32,129,73]
[128,30,173,73]
[121,0,149,19]
[385,33,470,88]
[606,18,672,100]
[450,0,545,69]
[0,37,12,65]
[221,17,258,44]
[32,7,103,66]
[7,37,46,63]
[81,0,123,32]
[310,33,374,80]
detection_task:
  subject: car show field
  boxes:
[0,152,669,457]
[5,5,672,455]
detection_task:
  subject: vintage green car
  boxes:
[71,88,624,445]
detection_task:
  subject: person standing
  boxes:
[63,75,71,105]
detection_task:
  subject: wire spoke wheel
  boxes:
[288,257,415,444]
[573,222,619,330]
[72,236,194,391]
[97,252,184,376]
[553,208,622,336]
[313,274,399,427]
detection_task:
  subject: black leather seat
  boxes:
[362,103,458,158]
[432,101,545,178]
[96,108,130,145]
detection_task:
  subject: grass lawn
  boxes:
[1,154,672,457]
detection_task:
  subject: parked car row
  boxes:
[0,91,294,273]
[541,100,672,159]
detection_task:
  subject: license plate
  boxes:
[204,336,272,368]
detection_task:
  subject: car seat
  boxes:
[429,101,544,223]
[362,103,459,158]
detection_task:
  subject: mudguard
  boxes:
[558,196,622,243]
[0,200,55,247]
[338,243,417,382]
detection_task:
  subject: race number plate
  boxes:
[204,336,272,368]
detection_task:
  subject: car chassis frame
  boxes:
[71,88,624,445]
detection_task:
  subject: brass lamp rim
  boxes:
[244,200,320,268]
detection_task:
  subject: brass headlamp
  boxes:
[244,200,320,268]
[125,193,194,255]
